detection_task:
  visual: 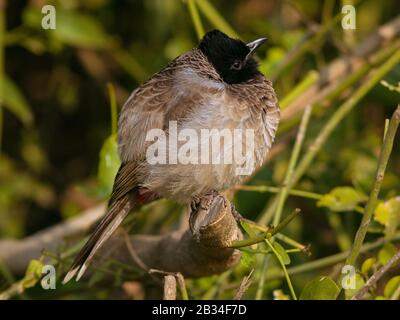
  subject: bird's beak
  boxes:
[246,37,267,60]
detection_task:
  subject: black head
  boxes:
[198,30,266,84]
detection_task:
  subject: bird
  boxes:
[63,29,280,283]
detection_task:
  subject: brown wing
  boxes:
[118,48,221,164]
[114,49,218,202]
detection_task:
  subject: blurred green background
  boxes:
[0,0,399,300]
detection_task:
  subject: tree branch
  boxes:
[352,249,400,300]
[0,193,243,279]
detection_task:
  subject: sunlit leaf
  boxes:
[3,77,33,125]
[240,250,255,268]
[52,11,111,48]
[97,134,121,197]
[378,243,397,265]
[361,257,376,274]
[374,197,400,238]
[21,259,43,288]
[384,276,400,298]
[23,6,110,49]
[317,187,367,212]
[300,276,340,300]
[240,220,257,238]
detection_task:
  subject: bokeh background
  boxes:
[0,0,399,299]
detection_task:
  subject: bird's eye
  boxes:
[231,60,242,70]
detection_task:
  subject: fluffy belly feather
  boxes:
[137,100,270,202]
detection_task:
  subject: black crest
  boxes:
[199,30,261,84]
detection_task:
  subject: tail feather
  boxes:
[63,195,134,284]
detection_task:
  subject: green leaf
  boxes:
[97,134,121,196]
[344,273,365,299]
[21,259,43,288]
[384,276,400,298]
[299,276,340,300]
[273,242,291,265]
[240,220,257,238]
[3,77,33,125]
[23,7,110,49]
[375,201,389,225]
[361,257,376,274]
[240,250,255,268]
[374,197,400,238]
[52,11,111,48]
[378,243,397,265]
[317,187,367,212]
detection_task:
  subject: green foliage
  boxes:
[97,134,121,198]
[317,187,367,212]
[361,257,376,274]
[374,197,400,238]
[344,273,365,300]
[1,0,400,300]
[20,259,43,289]
[378,243,397,265]
[384,276,400,298]
[23,7,111,49]
[3,77,33,125]
[299,276,340,300]
[273,242,291,265]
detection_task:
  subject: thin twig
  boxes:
[236,185,364,214]
[264,231,400,281]
[0,0,5,152]
[187,0,204,40]
[175,273,189,300]
[352,249,400,300]
[265,238,297,300]
[256,105,312,299]
[259,50,400,226]
[343,105,400,289]
[274,105,313,227]
[195,0,239,38]
[229,208,301,248]
[240,218,310,254]
[122,229,149,271]
[107,83,118,135]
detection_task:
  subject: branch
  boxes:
[0,194,243,279]
[352,249,400,300]
[0,203,106,274]
[94,193,242,278]
[345,105,400,269]
[263,231,400,281]
[259,52,400,226]
[281,16,400,122]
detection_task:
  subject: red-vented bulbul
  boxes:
[63,30,280,283]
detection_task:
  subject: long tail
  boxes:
[62,194,135,283]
